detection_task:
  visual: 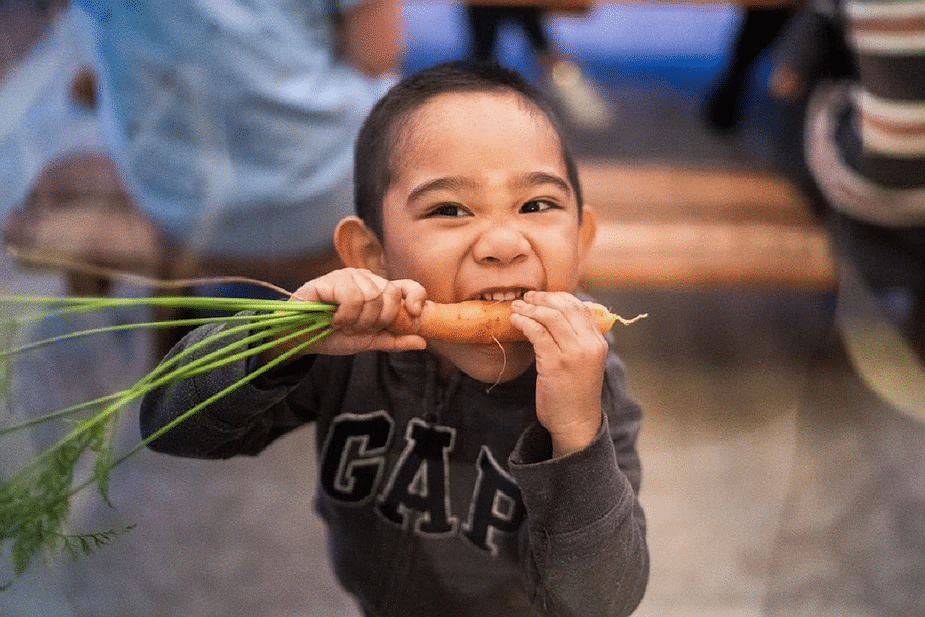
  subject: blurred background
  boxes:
[2,1,924,616]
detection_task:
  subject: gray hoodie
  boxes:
[140,320,648,617]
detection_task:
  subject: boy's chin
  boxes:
[430,341,535,385]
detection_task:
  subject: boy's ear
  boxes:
[334,216,387,275]
[578,204,598,262]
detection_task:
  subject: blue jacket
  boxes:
[72,0,392,258]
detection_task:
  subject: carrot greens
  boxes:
[0,291,645,582]
[0,294,336,580]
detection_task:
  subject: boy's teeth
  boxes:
[481,290,524,301]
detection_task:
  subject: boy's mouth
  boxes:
[473,288,530,302]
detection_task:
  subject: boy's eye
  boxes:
[521,199,556,214]
[428,203,469,217]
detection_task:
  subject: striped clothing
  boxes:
[780,0,925,226]
[846,0,925,184]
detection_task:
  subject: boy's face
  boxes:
[378,91,595,383]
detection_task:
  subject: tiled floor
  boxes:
[3,3,925,617]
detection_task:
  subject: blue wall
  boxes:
[403,3,747,97]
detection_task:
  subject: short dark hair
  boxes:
[353,60,584,239]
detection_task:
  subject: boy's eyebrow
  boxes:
[407,172,572,204]
[407,176,479,203]
[517,172,572,195]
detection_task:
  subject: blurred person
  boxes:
[0,1,106,226]
[770,0,925,353]
[465,2,611,129]
[703,5,797,132]
[765,8,925,615]
[767,0,854,108]
[69,0,403,284]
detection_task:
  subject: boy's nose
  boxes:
[473,224,530,266]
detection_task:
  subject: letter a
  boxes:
[377,419,457,536]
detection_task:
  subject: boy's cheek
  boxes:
[384,240,449,283]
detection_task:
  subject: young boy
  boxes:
[140,61,648,617]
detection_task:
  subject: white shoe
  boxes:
[547,60,612,129]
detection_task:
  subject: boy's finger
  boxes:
[516,292,601,348]
[392,279,428,315]
[377,333,428,352]
[339,269,394,332]
[325,269,383,330]
[509,309,556,349]
[364,281,408,331]
[518,291,577,332]
[323,331,427,355]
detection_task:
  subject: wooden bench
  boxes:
[4,154,838,295]
[2,153,162,295]
[2,152,342,358]
[3,154,845,358]
[577,161,839,291]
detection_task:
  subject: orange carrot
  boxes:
[389,300,643,343]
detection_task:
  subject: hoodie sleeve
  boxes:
[139,317,317,459]
[507,351,648,617]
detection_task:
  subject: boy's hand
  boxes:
[264,268,427,363]
[510,291,607,458]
